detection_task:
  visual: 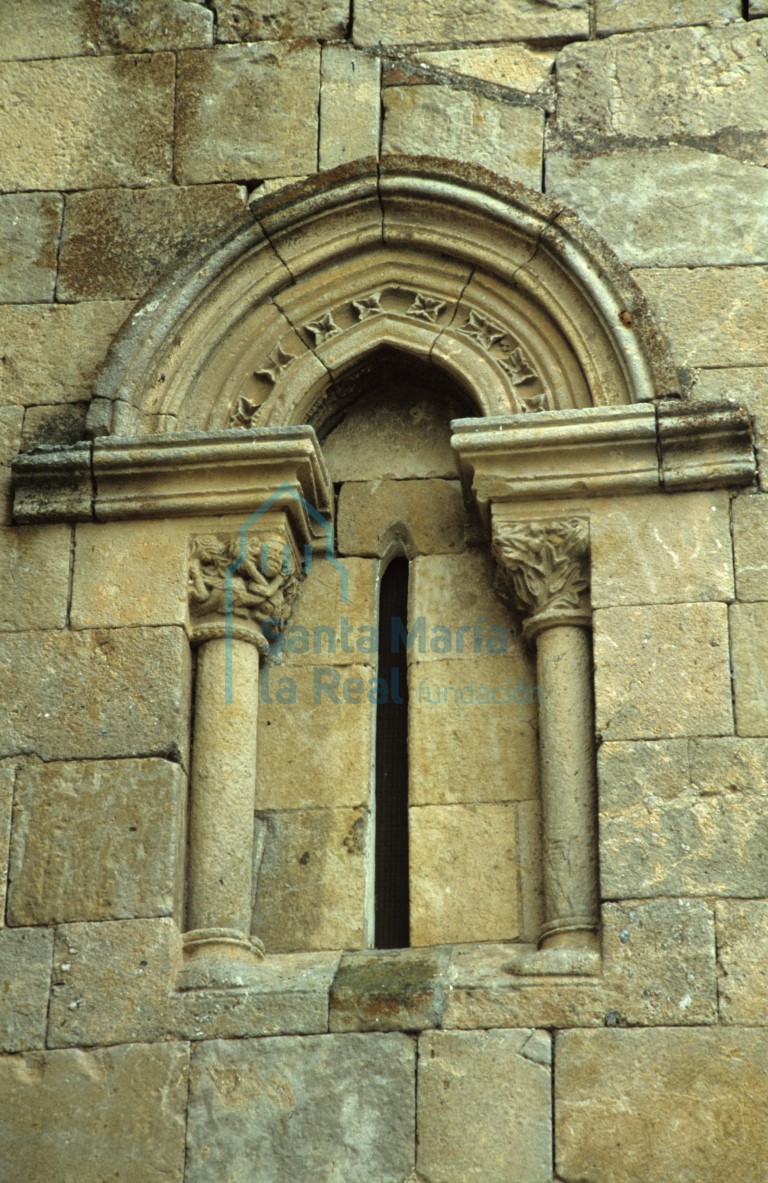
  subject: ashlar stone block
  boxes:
[596,0,740,34]
[21,402,88,451]
[382,85,544,191]
[0,626,191,763]
[186,1034,415,1183]
[330,947,450,1033]
[733,493,768,601]
[354,0,587,44]
[547,148,768,267]
[0,926,52,1053]
[8,758,186,924]
[175,43,321,183]
[408,551,517,663]
[57,184,248,301]
[0,301,132,407]
[409,657,539,805]
[0,525,71,632]
[556,1028,768,1183]
[0,192,62,302]
[257,665,374,810]
[0,1043,189,1183]
[213,0,348,41]
[716,899,768,1024]
[252,807,368,952]
[319,47,381,171]
[417,45,556,93]
[417,1029,552,1183]
[631,266,768,367]
[0,765,12,927]
[0,407,23,525]
[337,478,468,556]
[593,603,733,741]
[0,0,213,58]
[731,602,768,735]
[0,54,175,191]
[279,555,377,669]
[556,23,768,164]
[409,803,519,946]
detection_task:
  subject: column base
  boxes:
[539,916,599,951]
[178,927,266,991]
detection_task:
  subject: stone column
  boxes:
[494,517,599,949]
[180,531,301,989]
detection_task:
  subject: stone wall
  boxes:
[3,2,768,1181]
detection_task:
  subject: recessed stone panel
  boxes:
[253,807,368,952]
[0,54,175,190]
[186,1034,415,1183]
[556,1028,768,1183]
[8,758,186,924]
[0,1043,189,1183]
[409,802,519,946]
[417,1029,552,1183]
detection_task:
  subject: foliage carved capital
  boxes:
[493,517,591,639]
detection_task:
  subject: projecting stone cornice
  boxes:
[452,400,756,522]
[12,426,333,550]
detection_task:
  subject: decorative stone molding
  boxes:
[81,157,680,440]
[493,517,590,642]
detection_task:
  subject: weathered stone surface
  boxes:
[596,0,740,33]
[280,555,376,668]
[58,184,247,301]
[731,602,768,735]
[410,803,519,946]
[253,807,368,952]
[547,148,768,267]
[732,493,768,600]
[71,519,189,630]
[319,47,381,171]
[355,0,588,44]
[8,758,185,924]
[0,192,62,302]
[21,402,88,450]
[337,479,468,556]
[556,1028,768,1183]
[600,738,768,895]
[692,367,768,492]
[382,86,544,190]
[0,927,52,1052]
[48,918,179,1048]
[408,551,517,662]
[0,1043,189,1183]
[0,0,213,58]
[214,0,348,41]
[186,1033,415,1183]
[417,44,556,92]
[0,54,175,191]
[631,267,768,367]
[0,626,191,762]
[752,0,768,14]
[323,385,469,481]
[418,1029,551,1183]
[593,603,733,740]
[556,23,768,164]
[175,43,321,184]
[594,491,734,606]
[0,765,12,927]
[717,899,768,1024]
[602,898,718,1026]
[0,525,71,631]
[330,947,450,1033]
[257,666,373,809]
[0,302,132,407]
[0,407,22,526]
[410,657,539,804]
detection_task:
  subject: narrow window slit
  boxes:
[374,555,410,949]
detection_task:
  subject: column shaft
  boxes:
[535,623,598,947]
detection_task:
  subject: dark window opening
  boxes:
[374,556,410,949]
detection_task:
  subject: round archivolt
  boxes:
[87,158,679,439]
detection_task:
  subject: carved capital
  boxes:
[188,532,303,652]
[493,517,590,640]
